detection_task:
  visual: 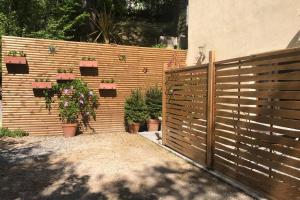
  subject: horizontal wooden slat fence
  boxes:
[163,48,300,200]
[163,64,208,166]
[1,36,186,135]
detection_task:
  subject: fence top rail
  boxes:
[165,63,209,74]
[215,47,300,65]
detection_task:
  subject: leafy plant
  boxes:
[57,68,63,73]
[145,86,162,119]
[68,68,73,73]
[101,78,115,83]
[44,79,99,127]
[124,89,149,124]
[152,43,167,48]
[82,56,96,61]
[7,50,26,57]
[7,50,17,56]
[0,127,28,137]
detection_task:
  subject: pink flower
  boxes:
[79,100,84,104]
[89,91,93,96]
[63,89,68,94]
[64,101,68,107]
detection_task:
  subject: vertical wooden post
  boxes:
[162,63,168,145]
[207,51,216,168]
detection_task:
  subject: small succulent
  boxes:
[48,45,57,54]
[35,78,39,82]
[57,68,63,73]
[110,78,115,83]
[46,78,50,82]
[63,69,67,73]
[8,50,18,56]
[68,68,73,73]
[119,55,126,62]
[18,51,26,57]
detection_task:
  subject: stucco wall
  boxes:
[187,0,300,64]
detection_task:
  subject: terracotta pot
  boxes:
[147,119,160,132]
[62,123,78,137]
[79,60,98,68]
[5,56,27,64]
[32,82,52,89]
[56,73,75,80]
[99,83,117,90]
[128,123,140,134]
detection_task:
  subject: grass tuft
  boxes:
[0,128,29,137]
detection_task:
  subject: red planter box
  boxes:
[5,56,27,64]
[32,82,52,89]
[56,73,75,80]
[79,60,98,68]
[99,83,117,90]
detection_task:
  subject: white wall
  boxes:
[187,0,300,65]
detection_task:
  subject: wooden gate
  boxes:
[163,65,208,165]
[162,48,300,200]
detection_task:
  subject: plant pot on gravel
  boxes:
[62,123,78,137]
[145,86,162,132]
[147,119,160,132]
[124,89,149,134]
[43,79,99,138]
[128,122,141,134]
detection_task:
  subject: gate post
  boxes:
[162,63,168,145]
[207,51,216,168]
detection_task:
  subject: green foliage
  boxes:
[0,0,187,45]
[152,43,167,48]
[0,127,28,137]
[82,56,96,61]
[101,78,115,83]
[7,50,26,57]
[124,89,149,124]
[145,86,162,119]
[44,79,99,126]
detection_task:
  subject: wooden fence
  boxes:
[163,48,300,200]
[1,36,186,135]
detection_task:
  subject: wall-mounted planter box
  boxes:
[99,83,117,90]
[5,56,27,65]
[32,82,52,89]
[79,60,98,68]
[56,73,75,80]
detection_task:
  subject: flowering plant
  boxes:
[44,79,99,125]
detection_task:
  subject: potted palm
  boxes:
[124,89,149,134]
[145,86,162,132]
[44,79,99,137]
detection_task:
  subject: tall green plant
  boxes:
[145,86,162,119]
[124,89,149,124]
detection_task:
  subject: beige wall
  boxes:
[187,0,300,64]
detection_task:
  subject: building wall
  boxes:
[1,36,186,135]
[187,0,300,64]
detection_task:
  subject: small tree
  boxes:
[145,86,162,120]
[124,89,149,124]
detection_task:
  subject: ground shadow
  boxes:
[0,138,253,200]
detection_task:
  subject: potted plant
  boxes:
[32,78,52,89]
[124,89,149,134]
[56,68,75,80]
[44,80,99,137]
[5,50,27,64]
[145,86,162,132]
[99,78,117,89]
[79,56,98,68]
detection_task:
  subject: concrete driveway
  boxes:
[0,133,254,200]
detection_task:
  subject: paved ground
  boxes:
[0,133,254,200]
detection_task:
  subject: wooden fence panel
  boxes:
[214,48,300,200]
[1,36,186,135]
[163,48,300,200]
[164,65,208,165]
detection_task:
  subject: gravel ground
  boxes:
[0,133,254,200]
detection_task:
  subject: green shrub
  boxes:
[124,89,149,124]
[145,86,162,119]
[0,128,29,137]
